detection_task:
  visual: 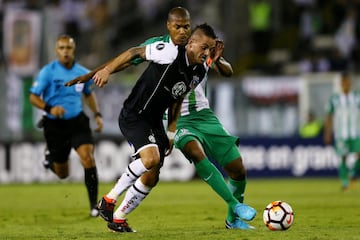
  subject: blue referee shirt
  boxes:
[30,60,94,120]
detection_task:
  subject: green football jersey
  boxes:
[326,91,360,140]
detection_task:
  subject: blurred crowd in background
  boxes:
[0,0,360,140]
[1,0,360,77]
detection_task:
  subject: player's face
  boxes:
[56,38,75,68]
[186,32,216,65]
[167,17,191,46]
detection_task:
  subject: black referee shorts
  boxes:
[43,112,94,163]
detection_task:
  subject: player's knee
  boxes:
[183,148,205,163]
[80,153,96,168]
[225,165,246,180]
[55,169,69,179]
[53,163,69,178]
[228,171,246,181]
[57,173,68,179]
[142,155,160,169]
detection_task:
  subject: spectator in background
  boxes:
[60,0,86,42]
[81,0,112,68]
[334,8,357,65]
[43,0,63,62]
[297,5,322,53]
[299,110,323,138]
[298,50,330,73]
[324,72,360,191]
[248,0,272,56]
[329,47,349,72]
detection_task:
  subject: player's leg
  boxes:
[339,157,349,190]
[107,125,168,232]
[42,145,53,170]
[45,141,71,179]
[98,146,158,222]
[76,143,99,216]
[348,140,360,183]
[98,112,155,221]
[43,117,71,177]
[175,128,255,228]
[109,165,160,233]
[180,139,254,223]
[350,157,360,181]
[70,112,100,216]
[106,157,149,201]
[107,146,160,232]
[223,156,247,223]
[36,115,53,170]
[181,139,240,209]
[335,140,350,190]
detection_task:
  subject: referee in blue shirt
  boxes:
[29,35,103,217]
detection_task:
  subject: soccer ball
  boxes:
[263,200,294,230]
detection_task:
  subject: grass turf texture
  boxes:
[0,178,359,240]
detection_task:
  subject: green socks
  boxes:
[339,161,349,187]
[350,159,360,179]
[227,178,247,222]
[195,159,238,210]
[228,178,246,203]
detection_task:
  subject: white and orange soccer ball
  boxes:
[263,200,294,230]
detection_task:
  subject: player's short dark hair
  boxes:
[168,6,190,21]
[57,34,72,40]
[191,23,217,39]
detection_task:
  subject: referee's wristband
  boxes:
[94,112,102,118]
[44,104,52,113]
[167,131,176,140]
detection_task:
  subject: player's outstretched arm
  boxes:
[64,71,97,86]
[64,61,132,87]
[92,46,146,88]
[64,47,144,87]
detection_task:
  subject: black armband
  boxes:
[44,104,52,113]
[94,112,102,118]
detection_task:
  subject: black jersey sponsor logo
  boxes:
[156,43,165,50]
[148,134,156,143]
[189,76,200,89]
[172,82,187,97]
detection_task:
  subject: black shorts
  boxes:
[119,109,169,163]
[43,112,94,163]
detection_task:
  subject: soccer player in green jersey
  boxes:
[324,72,360,190]
[66,7,256,231]
[173,39,255,229]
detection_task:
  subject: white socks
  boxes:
[107,159,148,200]
[113,178,152,220]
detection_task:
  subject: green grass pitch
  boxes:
[0,178,359,240]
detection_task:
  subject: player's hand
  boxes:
[93,68,110,88]
[210,39,224,61]
[49,106,66,118]
[165,139,174,156]
[94,115,103,132]
[64,74,92,86]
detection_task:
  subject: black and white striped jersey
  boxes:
[122,40,208,122]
